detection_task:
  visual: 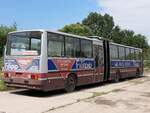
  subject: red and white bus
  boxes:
[3,30,143,92]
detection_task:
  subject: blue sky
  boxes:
[0,0,100,30]
[1,0,150,43]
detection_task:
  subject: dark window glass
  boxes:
[136,49,142,60]
[31,38,41,54]
[65,37,80,57]
[81,39,92,58]
[47,33,64,57]
[74,38,80,57]
[93,45,104,67]
[125,48,130,60]
[130,49,135,60]
[119,46,125,60]
[135,49,140,60]
[139,50,142,60]
[65,37,74,57]
[110,44,118,59]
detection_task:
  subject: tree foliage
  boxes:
[0,23,17,56]
[59,23,92,36]
[82,12,114,39]
[60,12,149,59]
[111,26,149,56]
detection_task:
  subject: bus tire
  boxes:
[136,69,140,77]
[64,75,76,92]
[114,71,120,83]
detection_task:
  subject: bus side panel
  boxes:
[109,60,142,80]
[46,58,95,91]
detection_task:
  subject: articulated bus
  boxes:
[3,30,143,92]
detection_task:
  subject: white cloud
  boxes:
[96,0,150,43]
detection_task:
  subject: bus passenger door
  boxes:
[93,44,104,83]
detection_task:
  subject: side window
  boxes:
[125,48,130,60]
[74,38,80,57]
[110,44,118,59]
[135,49,140,60]
[81,39,92,58]
[139,50,142,60]
[65,37,80,57]
[47,33,64,57]
[119,46,125,60]
[138,49,142,60]
[65,37,74,57]
[130,49,135,60]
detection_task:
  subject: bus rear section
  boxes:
[3,31,48,90]
[109,43,143,82]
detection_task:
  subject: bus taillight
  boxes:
[31,74,39,80]
[4,73,9,78]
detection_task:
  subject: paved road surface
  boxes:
[0,75,150,113]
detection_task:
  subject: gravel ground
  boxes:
[0,74,150,113]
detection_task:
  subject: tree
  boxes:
[111,26,149,49]
[82,12,114,39]
[59,23,92,36]
[0,23,17,56]
[60,12,149,60]
[111,26,123,43]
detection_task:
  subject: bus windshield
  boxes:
[6,31,41,56]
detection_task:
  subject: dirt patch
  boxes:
[141,92,150,97]
[128,76,150,85]
[120,100,138,110]
[112,89,125,93]
[95,98,116,107]
[94,97,139,110]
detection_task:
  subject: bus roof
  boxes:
[9,29,142,50]
[9,29,93,41]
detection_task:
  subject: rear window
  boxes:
[6,31,41,56]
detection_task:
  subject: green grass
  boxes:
[0,57,8,91]
[0,78,7,91]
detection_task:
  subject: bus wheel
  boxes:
[64,75,76,92]
[114,72,120,83]
[136,69,140,77]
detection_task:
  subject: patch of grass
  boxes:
[0,78,7,91]
[0,72,13,91]
[0,57,3,69]
[0,58,8,91]
[92,92,107,98]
